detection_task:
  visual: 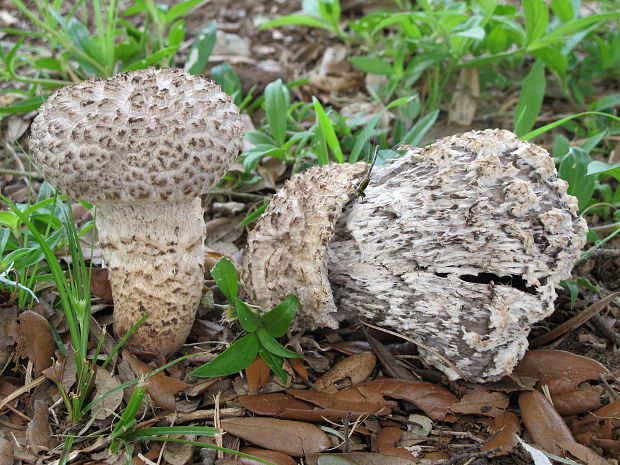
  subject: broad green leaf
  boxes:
[123,46,178,71]
[486,26,508,54]
[165,0,204,23]
[0,94,47,115]
[0,211,19,230]
[241,144,285,172]
[514,60,545,137]
[256,328,301,358]
[313,97,343,163]
[386,95,416,109]
[258,347,287,384]
[210,257,238,302]
[245,131,276,146]
[167,20,186,48]
[234,298,261,333]
[260,296,299,337]
[546,13,620,40]
[455,26,485,40]
[190,333,259,377]
[521,112,620,140]
[211,62,242,101]
[558,147,595,211]
[402,109,439,146]
[550,0,573,22]
[349,56,393,75]
[523,0,549,46]
[587,161,620,181]
[186,21,217,75]
[532,47,567,76]
[264,79,289,146]
[260,15,329,31]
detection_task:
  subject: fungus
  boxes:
[30,68,243,356]
[242,129,587,381]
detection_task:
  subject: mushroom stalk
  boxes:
[96,199,204,355]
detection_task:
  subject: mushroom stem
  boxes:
[96,198,205,356]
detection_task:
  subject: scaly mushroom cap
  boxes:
[29,68,243,356]
[30,67,243,202]
[241,162,368,329]
[242,129,587,381]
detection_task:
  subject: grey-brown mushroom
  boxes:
[30,67,243,356]
[242,129,587,381]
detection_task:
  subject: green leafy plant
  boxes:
[0,0,217,114]
[260,0,344,39]
[190,257,301,383]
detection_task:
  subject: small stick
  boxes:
[530,291,620,347]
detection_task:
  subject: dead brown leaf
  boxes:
[26,399,53,453]
[481,411,521,456]
[220,417,331,457]
[515,349,609,393]
[0,306,17,366]
[245,356,270,393]
[0,438,13,465]
[237,393,315,417]
[92,367,123,420]
[449,386,509,417]
[552,386,603,416]
[376,427,417,460]
[289,358,309,383]
[287,387,393,417]
[162,436,195,465]
[6,310,54,375]
[362,379,457,421]
[305,453,419,465]
[90,267,114,303]
[122,350,187,411]
[239,447,297,465]
[519,390,575,455]
[558,439,611,465]
[314,352,377,392]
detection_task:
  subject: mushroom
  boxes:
[242,129,587,381]
[30,68,243,356]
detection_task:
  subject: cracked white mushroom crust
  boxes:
[242,129,587,382]
[30,68,243,356]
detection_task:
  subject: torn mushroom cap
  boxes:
[30,68,243,356]
[241,162,368,329]
[242,129,587,381]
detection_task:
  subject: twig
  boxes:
[598,373,619,401]
[530,291,620,347]
[590,314,620,347]
[135,407,245,428]
[0,375,46,410]
[435,447,500,464]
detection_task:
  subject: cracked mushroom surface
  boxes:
[242,129,587,381]
[30,67,243,356]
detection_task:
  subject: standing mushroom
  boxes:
[242,130,587,381]
[30,68,243,356]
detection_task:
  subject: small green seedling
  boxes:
[190,257,301,383]
[354,144,379,198]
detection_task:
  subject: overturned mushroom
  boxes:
[242,129,587,381]
[30,68,243,356]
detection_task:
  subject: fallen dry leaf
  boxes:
[289,358,309,383]
[287,387,393,420]
[305,453,419,465]
[449,385,509,417]
[92,367,123,420]
[0,306,17,366]
[245,356,270,393]
[89,267,114,303]
[314,352,377,392]
[558,439,611,465]
[481,411,521,455]
[362,379,457,420]
[122,350,187,411]
[519,390,575,455]
[237,393,315,417]
[515,350,609,393]
[239,447,297,465]
[162,436,195,465]
[6,310,54,375]
[552,386,603,416]
[0,438,13,465]
[26,399,53,453]
[220,417,331,456]
[376,427,417,460]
